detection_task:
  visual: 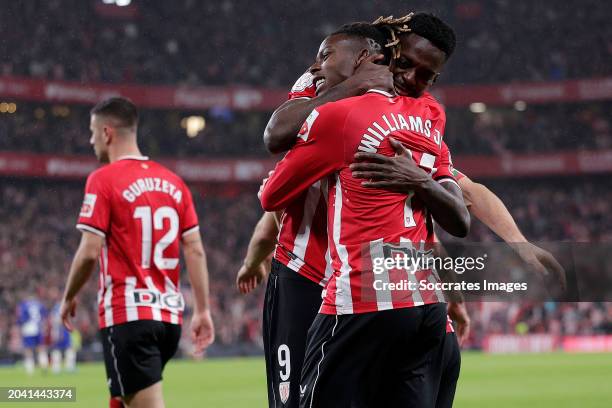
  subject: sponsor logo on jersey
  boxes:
[279,381,290,404]
[133,290,185,311]
[298,109,319,142]
[79,193,97,218]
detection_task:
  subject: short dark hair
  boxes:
[90,97,138,128]
[407,13,456,58]
[331,22,392,64]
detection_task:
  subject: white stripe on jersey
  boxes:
[322,247,334,287]
[417,240,446,303]
[165,277,180,324]
[320,178,333,287]
[369,239,394,311]
[400,238,424,306]
[292,181,321,260]
[332,176,353,314]
[145,277,162,321]
[124,277,138,322]
[103,275,113,327]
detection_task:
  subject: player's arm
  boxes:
[236,212,279,294]
[261,105,347,211]
[351,137,470,237]
[60,231,104,331]
[264,55,392,154]
[457,173,565,286]
[182,230,215,354]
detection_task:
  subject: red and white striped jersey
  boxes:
[273,71,331,286]
[76,156,199,329]
[262,91,458,315]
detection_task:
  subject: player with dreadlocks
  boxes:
[260,12,471,407]
[244,11,564,408]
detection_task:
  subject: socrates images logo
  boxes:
[279,381,290,404]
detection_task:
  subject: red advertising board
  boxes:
[1,150,611,182]
[0,76,610,111]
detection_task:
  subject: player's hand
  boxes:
[60,297,77,332]
[191,309,215,356]
[447,301,470,347]
[258,170,274,200]
[515,242,567,291]
[340,54,394,95]
[236,262,268,294]
[351,137,430,193]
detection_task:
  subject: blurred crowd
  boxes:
[1,0,609,88]
[0,180,264,360]
[2,100,610,158]
[1,175,611,359]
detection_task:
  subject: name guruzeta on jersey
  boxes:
[122,177,183,204]
[358,113,441,153]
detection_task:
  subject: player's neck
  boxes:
[108,142,143,164]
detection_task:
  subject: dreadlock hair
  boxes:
[372,12,456,61]
[330,22,393,65]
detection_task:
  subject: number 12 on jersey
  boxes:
[133,206,179,270]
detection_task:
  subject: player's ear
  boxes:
[355,48,370,67]
[102,126,113,145]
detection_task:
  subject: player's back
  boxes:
[77,157,199,328]
[322,91,453,314]
[329,91,447,246]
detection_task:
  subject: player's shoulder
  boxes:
[420,91,446,114]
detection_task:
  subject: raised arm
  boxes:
[261,105,346,211]
[264,57,392,154]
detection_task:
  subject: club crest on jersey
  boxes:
[279,381,290,404]
[79,193,97,218]
[298,109,319,142]
[291,71,314,93]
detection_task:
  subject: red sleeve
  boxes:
[180,182,200,238]
[432,141,459,186]
[288,71,317,100]
[76,170,111,237]
[260,104,348,211]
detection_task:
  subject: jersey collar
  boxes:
[366,89,395,97]
[116,155,149,161]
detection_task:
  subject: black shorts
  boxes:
[434,332,461,408]
[263,258,323,408]
[299,303,447,408]
[100,320,181,397]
